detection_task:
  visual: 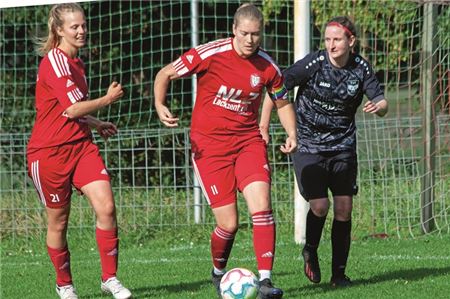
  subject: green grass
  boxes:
[1,227,449,299]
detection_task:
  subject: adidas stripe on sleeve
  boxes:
[44,48,88,110]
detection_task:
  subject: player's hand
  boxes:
[280,135,297,154]
[106,81,124,104]
[96,121,118,140]
[259,126,270,144]
[362,100,380,114]
[155,104,179,127]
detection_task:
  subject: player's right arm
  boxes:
[84,115,118,141]
[283,52,318,90]
[64,82,124,119]
[154,63,181,127]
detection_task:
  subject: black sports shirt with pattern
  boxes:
[283,50,385,154]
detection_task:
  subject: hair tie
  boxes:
[327,21,354,37]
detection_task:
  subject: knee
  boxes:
[218,221,239,234]
[334,206,352,221]
[95,200,117,225]
[48,217,69,234]
[98,198,116,216]
[310,203,329,218]
[104,200,116,217]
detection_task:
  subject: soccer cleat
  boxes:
[302,247,321,283]
[56,284,78,299]
[101,277,132,299]
[211,269,224,297]
[330,275,352,287]
[258,278,283,299]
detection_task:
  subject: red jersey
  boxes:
[27,48,91,152]
[173,37,287,136]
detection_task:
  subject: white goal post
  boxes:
[293,0,310,245]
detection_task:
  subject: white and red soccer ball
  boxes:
[220,268,259,299]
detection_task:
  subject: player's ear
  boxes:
[348,35,356,48]
[56,25,65,38]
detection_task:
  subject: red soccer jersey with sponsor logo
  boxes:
[173,37,287,136]
[28,48,91,152]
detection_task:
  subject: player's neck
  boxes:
[57,44,79,59]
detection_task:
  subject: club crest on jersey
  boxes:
[250,74,260,88]
[347,80,359,96]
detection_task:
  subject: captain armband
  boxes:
[269,85,288,102]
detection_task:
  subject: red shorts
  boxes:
[27,139,110,208]
[191,132,271,208]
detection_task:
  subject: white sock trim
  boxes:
[259,270,271,281]
[213,266,226,275]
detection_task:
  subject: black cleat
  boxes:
[211,269,224,297]
[302,247,321,283]
[258,278,283,299]
[330,275,352,287]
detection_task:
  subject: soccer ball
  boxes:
[220,268,259,299]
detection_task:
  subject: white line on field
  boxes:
[1,255,294,267]
[3,254,450,268]
[369,254,450,260]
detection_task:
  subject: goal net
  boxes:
[0,0,448,243]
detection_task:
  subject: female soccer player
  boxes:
[261,16,388,287]
[154,3,296,299]
[27,4,131,299]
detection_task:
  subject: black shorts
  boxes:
[292,151,358,200]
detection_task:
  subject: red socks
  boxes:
[211,226,236,270]
[48,228,119,284]
[47,245,72,286]
[96,227,119,281]
[252,210,275,271]
[211,211,276,272]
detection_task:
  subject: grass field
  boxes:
[1,226,449,299]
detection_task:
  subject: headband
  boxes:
[327,21,354,37]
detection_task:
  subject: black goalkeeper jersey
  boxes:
[283,50,385,154]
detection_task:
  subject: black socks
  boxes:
[331,219,352,277]
[305,209,327,250]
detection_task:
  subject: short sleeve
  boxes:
[172,46,209,78]
[43,49,86,109]
[362,61,385,103]
[282,52,321,90]
[256,50,288,101]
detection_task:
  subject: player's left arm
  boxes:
[362,59,389,117]
[265,73,297,153]
[363,98,388,117]
[259,93,274,144]
[84,115,118,140]
[273,98,297,153]
[260,93,297,153]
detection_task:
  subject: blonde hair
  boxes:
[233,3,263,27]
[35,3,84,56]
